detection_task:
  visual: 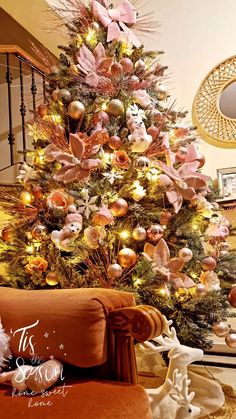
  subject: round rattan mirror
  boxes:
[192,55,236,148]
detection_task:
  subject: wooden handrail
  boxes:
[0,45,49,74]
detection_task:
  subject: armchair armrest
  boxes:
[107,305,164,384]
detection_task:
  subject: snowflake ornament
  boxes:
[77,190,98,219]
[28,123,48,142]
[17,163,37,183]
[102,170,123,185]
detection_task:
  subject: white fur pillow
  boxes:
[0,319,11,371]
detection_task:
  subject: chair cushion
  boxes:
[0,287,135,367]
[0,379,152,419]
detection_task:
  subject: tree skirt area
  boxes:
[138,367,236,418]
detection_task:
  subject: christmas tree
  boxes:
[0,0,236,350]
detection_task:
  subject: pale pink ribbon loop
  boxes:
[92,0,141,47]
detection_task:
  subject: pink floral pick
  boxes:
[157,160,210,213]
[143,239,195,289]
[46,133,101,184]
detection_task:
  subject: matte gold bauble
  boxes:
[212,321,230,337]
[107,99,124,117]
[147,225,164,242]
[156,84,168,101]
[118,248,137,268]
[109,198,128,217]
[135,156,150,171]
[195,283,207,297]
[32,224,48,239]
[38,104,48,118]
[58,88,71,103]
[68,101,85,119]
[202,257,217,271]
[132,226,147,242]
[228,287,236,308]
[107,263,123,279]
[225,333,236,348]
[178,247,193,262]
[19,191,33,205]
[46,272,59,286]
[108,135,122,150]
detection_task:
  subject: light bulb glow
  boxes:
[119,230,130,240]
[26,245,34,254]
[85,28,97,46]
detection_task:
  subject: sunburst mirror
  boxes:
[192,55,236,148]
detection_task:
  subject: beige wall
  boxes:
[1,0,236,178]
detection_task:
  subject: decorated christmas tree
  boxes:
[0,0,236,350]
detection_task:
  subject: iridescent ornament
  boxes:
[225,333,236,348]
[134,156,150,171]
[118,248,137,268]
[202,257,217,271]
[109,198,128,217]
[228,287,236,308]
[68,101,85,119]
[107,99,124,117]
[147,225,164,242]
[32,224,48,240]
[58,88,71,103]
[107,263,123,279]
[212,321,230,337]
[46,272,59,286]
[156,84,168,100]
[132,226,147,242]
[178,247,193,262]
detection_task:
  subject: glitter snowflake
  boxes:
[102,170,123,185]
[17,163,37,183]
[77,190,98,219]
[28,123,48,142]
[59,344,64,350]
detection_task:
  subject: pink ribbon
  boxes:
[92,0,141,47]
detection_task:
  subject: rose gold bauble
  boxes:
[58,88,71,103]
[128,75,139,89]
[52,89,59,101]
[225,333,236,348]
[46,272,59,286]
[156,84,168,100]
[118,248,137,268]
[175,147,188,163]
[68,101,85,119]
[147,125,159,140]
[32,224,48,239]
[32,185,43,200]
[178,247,193,262]
[212,321,230,337]
[195,283,207,297]
[151,110,163,123]
[38,104,48,118]
[135,59,146,73]
[111,62,123,77]
[108,135,122,150]
[109,198,128,217]
[135,156,150,171]
[160,211,172,226]
[93,111,109,126]
[119,58,133,74]
[202,257,217,271]
[132,227,147,242]
[107,99,124,117]
[107,263,123,279]
[228,287,236,308]
[147,225,164,242]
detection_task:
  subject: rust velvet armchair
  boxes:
[0,287,165,419]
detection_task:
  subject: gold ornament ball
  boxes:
[68,100,85,119]
[46,272,59,286]
[52,89,59,101]
[107,99,124,117]
[118,248,137,268]
[225,333,236,348]
[38,104,48,118]
[132,226,147,242]
[19,190,33,205]
[156,84,168,101]
[178,247,193,262]
[147,225,164,242]
[109,198,128,217]
[70,64,79,74]
[107,263,123,279]
[58,88,71,103]
[195,283,207,297]
[212,321,230,337]
[32,224,48,239]
[135,156,150,171]
[91,22,100,31]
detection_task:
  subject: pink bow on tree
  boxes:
[92,0,141,47]
[157,160,210,213]
[45,134,102,184]
[143,239,195,289]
